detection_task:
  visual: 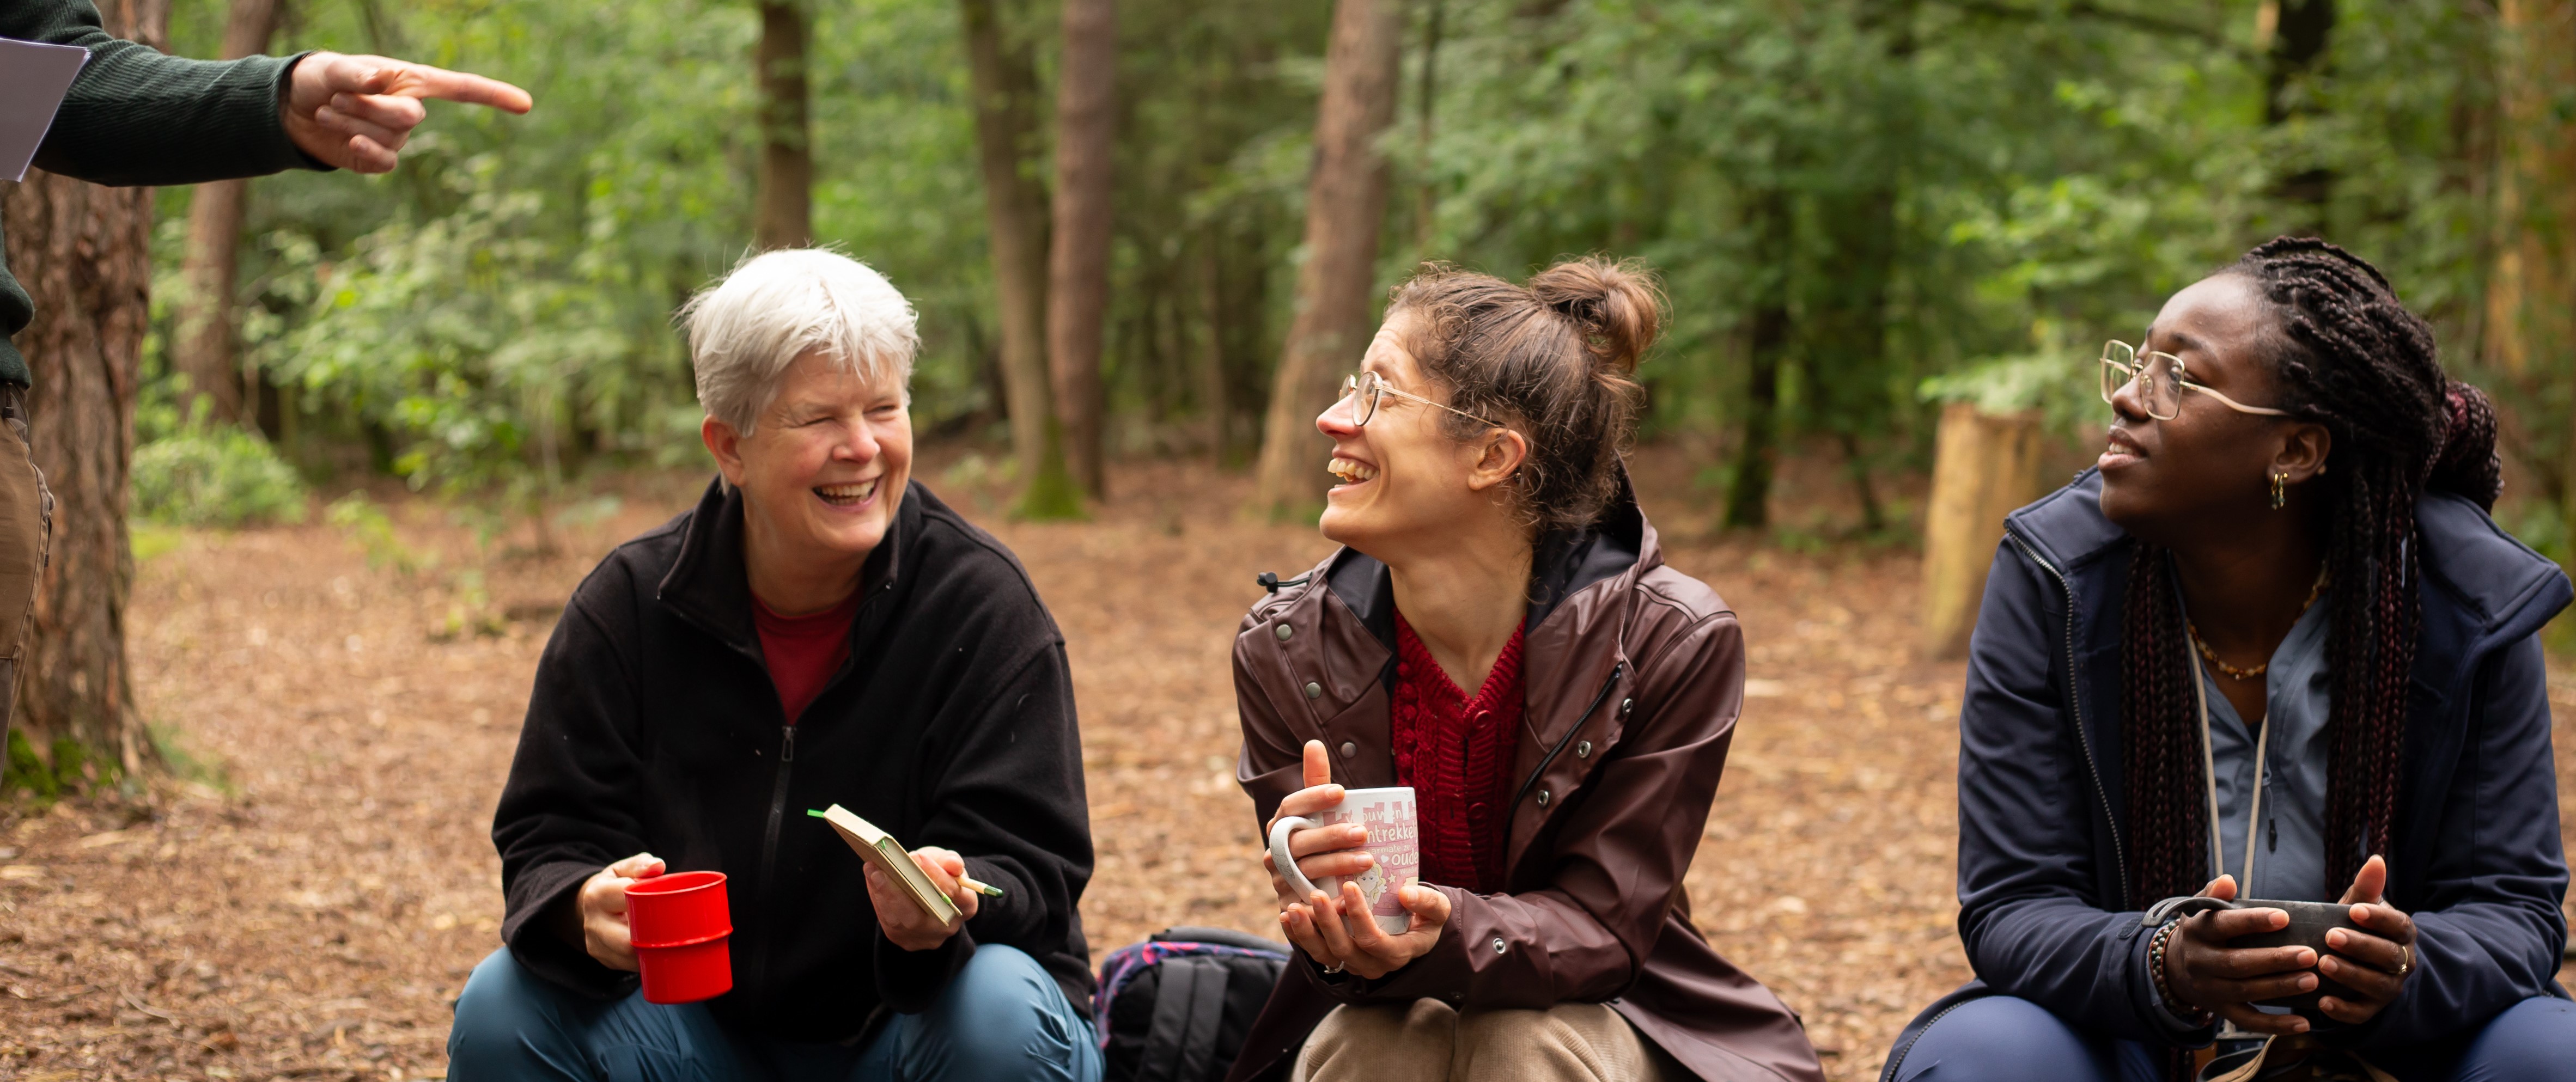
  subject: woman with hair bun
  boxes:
[1228,259,1822,1082]
[1884,239,2576,1081]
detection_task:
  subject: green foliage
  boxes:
[326,492,433,574]
[131,424,311,528]
[2,729,114,802]
[1916,321,2099,439]
[141,0,2566,541]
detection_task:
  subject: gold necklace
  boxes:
[2186,567,2329,681]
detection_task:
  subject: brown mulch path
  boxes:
[2,451,2569,1082]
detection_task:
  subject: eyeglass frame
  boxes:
[1338,371,1508,432]
[2098,340,2289,421]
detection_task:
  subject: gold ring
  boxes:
[2395,944,2413,977]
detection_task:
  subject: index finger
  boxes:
[2348,902,2416,945]
[2194,906,2292,941]
[1274,783,1346,821]
[909,849,963,897]
[390,65,535,113]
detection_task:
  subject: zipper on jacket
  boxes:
[1510,663,1623,813]
[2005,532,2129,905]
[759,724,799,893]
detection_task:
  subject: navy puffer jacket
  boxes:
[1884,470,2570,1078]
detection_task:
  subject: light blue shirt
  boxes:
[2196,597,2338,902]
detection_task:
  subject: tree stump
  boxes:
[1919,403,2045,661]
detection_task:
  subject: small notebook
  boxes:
[2,39,91,182]
[813,804,960,926]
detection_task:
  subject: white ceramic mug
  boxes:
[1266,786,1420,934]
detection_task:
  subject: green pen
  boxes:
[808,809,1005,897]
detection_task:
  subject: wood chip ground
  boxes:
[3,451,2568,1081]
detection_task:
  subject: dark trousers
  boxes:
[447,944,1103,1082]
[1890,994,2576,1082]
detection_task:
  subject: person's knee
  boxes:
[1300,1001,1454,1082]
[1889,996,2115,1082]
[448,948,575,1073]
[904,945,1097,1081]
[2455,997,2576,1082]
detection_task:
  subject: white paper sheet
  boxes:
[2,38,92,183]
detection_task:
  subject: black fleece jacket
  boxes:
[492,478,1094,1041]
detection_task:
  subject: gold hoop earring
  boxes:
[2270,471,2288,510]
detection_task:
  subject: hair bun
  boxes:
[1526,256,1665,375]
[2428,380,2502,511]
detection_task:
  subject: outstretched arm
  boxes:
[14,1,527,186]
[280,52,532,173]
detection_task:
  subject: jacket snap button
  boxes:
[1304,681,1322,700]
[1275,623,1294,641]
[1339,741,1357,759]
[1619,697,1633,716]
[1534,789,1551,807]
[1575,741,1592,759]
[1492,937,1506,954]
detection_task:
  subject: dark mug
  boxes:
[2144,896,2364,1020]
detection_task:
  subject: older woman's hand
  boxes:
[568,852,666,971]
[869,846,979,951]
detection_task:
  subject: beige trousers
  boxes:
[0,385,52,751]
[1293,999,1682,1082]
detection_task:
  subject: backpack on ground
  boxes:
[1094,925,1290,1082]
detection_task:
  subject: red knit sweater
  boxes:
[1390,612,1526,893]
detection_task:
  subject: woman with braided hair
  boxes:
[1883,238,2575,1082]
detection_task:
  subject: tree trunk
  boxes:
[1,0,168,791]
[754,0,813,250]
[958,0,1080,518]
[167,0,283,425]
[2261,0,2337,221]
[1805,184,1897,533]
[1046,0,1117,499]
[2487,0,2575,578]
[1722,189,1793,531]
[1249,0,1404,520]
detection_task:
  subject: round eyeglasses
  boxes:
[1337,371,1506,431]
[2099,340,2289,421]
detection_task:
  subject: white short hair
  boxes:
[680,248,919,433]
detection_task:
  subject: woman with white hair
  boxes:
[449,249,1103,1081]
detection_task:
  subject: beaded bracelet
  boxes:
[2148,918,2211,1024]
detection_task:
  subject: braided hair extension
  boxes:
[2121,239,2504,927]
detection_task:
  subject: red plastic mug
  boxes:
[624,870,733,1004]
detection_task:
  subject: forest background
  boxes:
[3,0,2574,792]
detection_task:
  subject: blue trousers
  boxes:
[447,945,1104,1082]
[1890,994,2576,1082]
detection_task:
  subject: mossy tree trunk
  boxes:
[958,0,1081,518]
[1249,0,1404,521]
[0,0,169,797]
[1046,0,1118,499]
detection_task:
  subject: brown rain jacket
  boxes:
[1226,487,1823,1082]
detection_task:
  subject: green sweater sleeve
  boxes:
[12,0,326,186]
[0,0,330,387]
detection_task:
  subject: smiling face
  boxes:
[702,350,912,595]
[2098,273,2327,546]
[1315,317,1526,561]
